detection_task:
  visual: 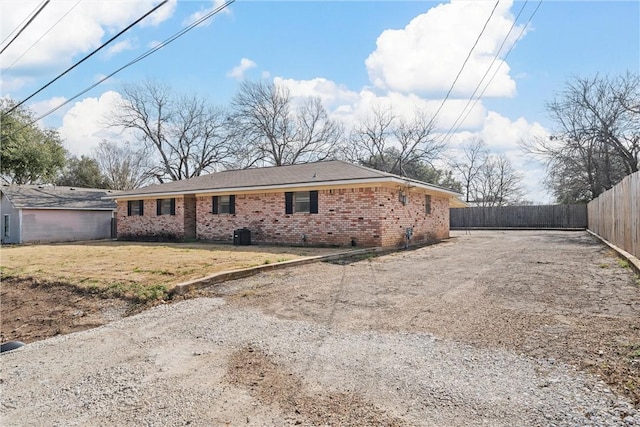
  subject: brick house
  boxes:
[106,160,466,247]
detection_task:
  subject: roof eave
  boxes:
[105,176,465,200]
[17,206,116,211]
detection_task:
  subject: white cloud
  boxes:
[365,0,525,98]
[274,76,486,132]
[0,75,33,95]
[275,77,359,108]
[29,96,68,120]
[480,111,548,151]
[143,0,177,27]
[105,39,136,58]
[227,58,257,81]
[0,0,175,73]
[477,111,550,203]
[183,0,232,27]
[58,91,128,156]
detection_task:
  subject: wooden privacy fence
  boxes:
[588,171,640,259]
[450,204,588,229]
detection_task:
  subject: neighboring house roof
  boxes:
[106,160,467,207]
[1,185,117,210]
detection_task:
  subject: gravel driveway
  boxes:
[2,231,639,426]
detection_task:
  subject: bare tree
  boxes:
[475,154,524,206]
[344,106,444,177]
[108,80,234,182]
[93,140,153,190]
[523,72,639,202]
[450,139,523,205]
[230,80,343,166]
[451,137,488,203]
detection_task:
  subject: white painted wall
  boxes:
[21,209,113,243]
[0,194,21,244]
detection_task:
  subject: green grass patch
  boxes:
[617,258,630,269]
[629,343,640,359]
[85,281,168,303]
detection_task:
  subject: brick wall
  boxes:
[378,189,449,247]
[196,186,449,247]
[117,186,451,247]
[183,195,197,239]
[116,197,186,240]
[197,189,381,246]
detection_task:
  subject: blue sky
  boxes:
[1,0,639,202]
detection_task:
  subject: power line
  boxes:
[0,0,50,55]
[4,0,83,73]
[439,1,529,144]
[0,0,48,48]
[5,0,169,115]
[428,1,500,127]
[26,0,235,126]
[441,0,543,146]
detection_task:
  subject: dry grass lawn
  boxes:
[0,241,345,300]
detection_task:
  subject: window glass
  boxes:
[294,191,310,213]
[158,198,174,215]
[129,200,143,216]
[3,214,9,237]
[425,195,432,215]
[219,195,231,214]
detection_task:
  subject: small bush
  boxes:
[118,232,183,243]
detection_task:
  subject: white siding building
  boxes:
[0,185,117,244]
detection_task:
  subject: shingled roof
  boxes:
[107,160,464,203]
[1,185,117,210]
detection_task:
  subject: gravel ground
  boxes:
[1,231,639,426]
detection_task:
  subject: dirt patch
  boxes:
[0,277,133,343]
[227,346,406,426]
[0,241,345,342]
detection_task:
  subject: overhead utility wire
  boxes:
[0,0,50,55]
[4,0,84,73]
[441,0,543,146]
[30,0,235,125]
[439,1,529,144]
[0,0,44,47]
[4,0,169,115]
[428,1,500,127]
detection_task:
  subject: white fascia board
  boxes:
[107,177,464,201]
[21,207,117,211]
